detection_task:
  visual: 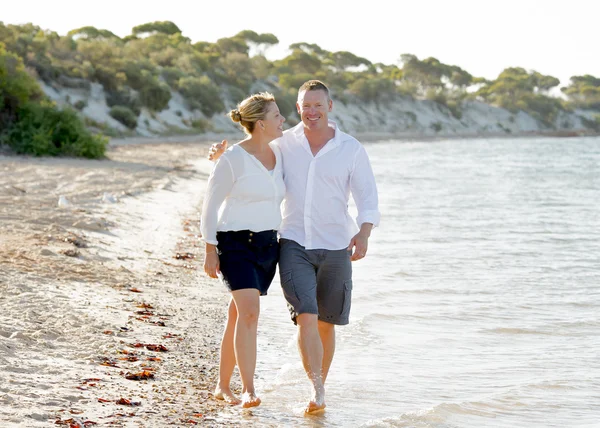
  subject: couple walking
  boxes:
[200,80,380,413]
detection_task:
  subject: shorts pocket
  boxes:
[340,279,353,318]
[280,271,300,306]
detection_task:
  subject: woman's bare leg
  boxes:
[214,298,241,404]
[231,289,261,408]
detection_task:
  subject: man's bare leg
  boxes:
[214,298,241,404]
[317,320,336,384]
[296,313,326,413]
[231,289,262,408]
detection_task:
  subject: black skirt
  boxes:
[216,229,278,296]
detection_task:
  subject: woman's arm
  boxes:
[200,156,235,277]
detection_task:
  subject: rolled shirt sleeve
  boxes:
[350,145,381,228]
[200,157,235,245]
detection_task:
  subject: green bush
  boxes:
[122,61,156,90]
[396,81,418,99]
[278,72,313,91]
[132,21,182,36]
[348,77,396,102]
[520,94,563,127]
[425,88,449,108]
[161,67,185,88]
[93,64,123,92]
[446,100,463,119]
[106,89,141,115]
[580,114,600,132]
[178,76,224,117]
[404,111,417,122]
[109,105,138,129]
[138,80,171,111]
[214,52,253,91]
[73,99,87,110]
[27,53,60,83]
[227,86,247,105]
[57,75,92,90]
[1,102,107,158]
[1,43,43,124]
[121,64,171,111]
[272,89,298,120]
[1,42,105,158]
[190,118,210,132]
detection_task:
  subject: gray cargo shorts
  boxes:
[278,238,353,325]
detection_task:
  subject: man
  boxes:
[209,80,380,413]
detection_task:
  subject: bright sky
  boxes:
[3,0,598,87]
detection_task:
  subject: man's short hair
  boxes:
[298,80,330,100]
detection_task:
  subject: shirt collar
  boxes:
[291,120,342,140]
[291,120,342,158]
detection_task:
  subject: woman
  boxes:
[200,92,285,408]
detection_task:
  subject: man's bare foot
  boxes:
[304,400,326,413]
[304,385,326,413]
[241,391,261,408]
[214,386,241,405]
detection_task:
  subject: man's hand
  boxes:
[208,140,228,161]
[347,223,373,261]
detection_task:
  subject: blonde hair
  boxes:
[228,92,276,135]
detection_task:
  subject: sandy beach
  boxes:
[0,140,247,427]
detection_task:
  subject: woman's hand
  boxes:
[204,244,221,278]
[204,251,220,278]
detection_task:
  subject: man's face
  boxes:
[296,89,332,131]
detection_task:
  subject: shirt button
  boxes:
[248,239,252,242]
[249,232,254,236]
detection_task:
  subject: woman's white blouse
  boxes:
[200,143,285,245]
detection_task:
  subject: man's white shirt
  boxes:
[275,121,380,250]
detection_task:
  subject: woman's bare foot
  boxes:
[214,386,241,405]
[241,391,261,408]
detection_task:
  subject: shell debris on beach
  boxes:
[0,141,245,427]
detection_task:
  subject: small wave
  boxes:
[486,319,600,336]
[526,380,577,391]
[337,316,384,347]
[363,312,405,322]
[380,288,470,295]
[485,327,558,336]
[564,302,600,308]
[361,400,504,428]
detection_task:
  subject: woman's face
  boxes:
[260,102,285,139]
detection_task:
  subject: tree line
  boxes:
[1,20,599,157]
